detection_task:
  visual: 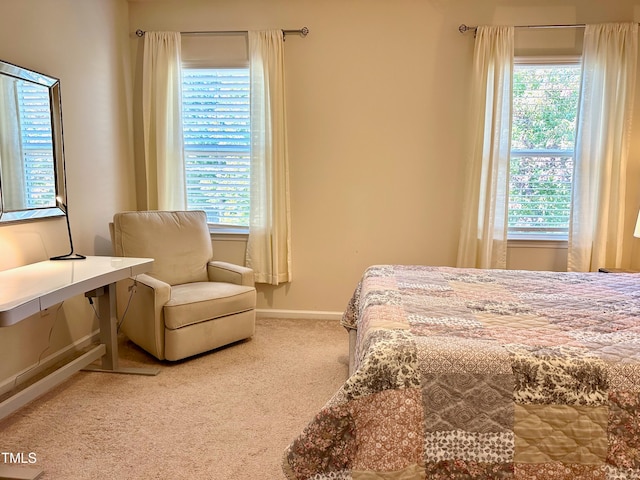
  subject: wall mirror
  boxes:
[0,59,66,223]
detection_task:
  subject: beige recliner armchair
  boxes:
[111,210,256,361]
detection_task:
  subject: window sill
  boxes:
[507,235,568,249]
[208,226,249,242]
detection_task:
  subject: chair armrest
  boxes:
[116,273,171,360]
[134,273,171,300]
[207,261,255,287]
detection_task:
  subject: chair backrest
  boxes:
[112,210,212,285]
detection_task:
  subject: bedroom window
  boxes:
[181,67,250,229]
[508,58,581,239]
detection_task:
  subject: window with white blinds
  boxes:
[508,60,581,239]
[181,68,250,228]
[16,81,56,210]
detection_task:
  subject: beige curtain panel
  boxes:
[246,30,293,285]
[457,26,514,269]
[568,22,638,272]
[141,31,187,211]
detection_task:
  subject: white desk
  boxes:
[0,256,156,479]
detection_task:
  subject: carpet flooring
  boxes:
[0,318,349,479]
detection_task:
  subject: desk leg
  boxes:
[83,283,159,376]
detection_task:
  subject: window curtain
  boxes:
[246,30,292,285]
[141,32,186,210]
[457,26,514,269]
[568,23,638,272]
[0,75,25,211]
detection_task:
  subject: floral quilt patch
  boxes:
[285,266,640,479]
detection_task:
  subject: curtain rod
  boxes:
[135,27,309,39]
[458,23,587,34]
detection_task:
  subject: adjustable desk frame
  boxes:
[0,256,157,479]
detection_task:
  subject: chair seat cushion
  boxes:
[164,282,256,330]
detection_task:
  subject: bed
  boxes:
[283,265,640,479]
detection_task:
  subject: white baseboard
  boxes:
[0,330,100,398]
[256,309,343,321]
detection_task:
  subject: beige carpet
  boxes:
[0,318,349,479]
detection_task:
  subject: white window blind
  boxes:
[508,61,581,238]
[16,81,55,209]
[181,68,250,227]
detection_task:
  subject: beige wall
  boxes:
[129,0,640,312]
[128,0,472,313]
[0,0,134,387]
[3,0,640,387]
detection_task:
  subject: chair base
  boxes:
[164,309,256,361]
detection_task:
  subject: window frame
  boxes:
[180,64,251,236]
[507,55,582,242]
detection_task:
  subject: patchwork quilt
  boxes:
[283,265,640,479]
